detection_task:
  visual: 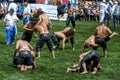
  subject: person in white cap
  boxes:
[4,8,19,45]
[8,1,18,15]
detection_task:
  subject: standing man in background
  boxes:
[113,0,120,31]
[64,3,76,29]
[8,1,18,34]
[4,8,19,45]
[23,2,31,25]
[99,0,106,23]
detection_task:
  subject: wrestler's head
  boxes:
[84,43,90,48]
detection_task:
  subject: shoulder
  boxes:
[55,32,65,36]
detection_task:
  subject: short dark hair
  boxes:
[68,3,71,6]
[84,43,90,48]
[69,28,75,36]
[30,15,40,24]
[100,21,105,25]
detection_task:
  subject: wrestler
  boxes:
[13,39,36,71]
[51,27,75,51]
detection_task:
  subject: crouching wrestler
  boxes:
[13,39,36,71]
[51,27,75,51]
[82,32,119,57]
[66,50,101,74]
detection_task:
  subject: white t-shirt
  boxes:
[99,2,106,13]
[23,5,31,15]
[8,2,18,15]
[4,13,19,27]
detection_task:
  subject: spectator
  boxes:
[1,0,8,15]
[75,2,81,21]
[0,5,4,19]
[8,1,18,15]
[113,0,120,31]
[99,0,106,23]
[104,0,114,27]
[64,3,76,29]
[17,4,23,19]
[57,0,65,20]
[4,8,19,45]
[23,2,31,25]
[44,0,51,5]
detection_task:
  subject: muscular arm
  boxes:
[62,37,66,51]
[107,28,112,35]
[14,41,19,57]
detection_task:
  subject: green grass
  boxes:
[0,19,120,80]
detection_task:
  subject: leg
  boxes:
[66,16,70,27]
[36,36,45,58]
[92,67,97,74]
[51,33,59,49]
[11,26,16,44]
[51,50,55,59]
[81,63,88,74]
[97,63,102,70]
[46,35,55,58]
[24,65,33,70]
[71,16,75,28]
[79,50,91,67]
[107,15,110,27]
[5,27,11,45]
[70,37,75,50]
[113,15,118,31]
[58,15,64,21]
[103,50,107,58]
[66,67,78,73]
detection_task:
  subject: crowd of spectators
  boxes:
[0,0,119,31]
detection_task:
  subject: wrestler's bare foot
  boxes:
[72,64,78,68]
[21,65,26,71]
[72,48,75,51]
[81,71,88,74]
[36,55,40,58]
[66,68,70,73]
[36,52,41,58]
[92,71,96,74]
[105,55,107,58]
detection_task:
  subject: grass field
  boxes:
[0,19,120,80]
